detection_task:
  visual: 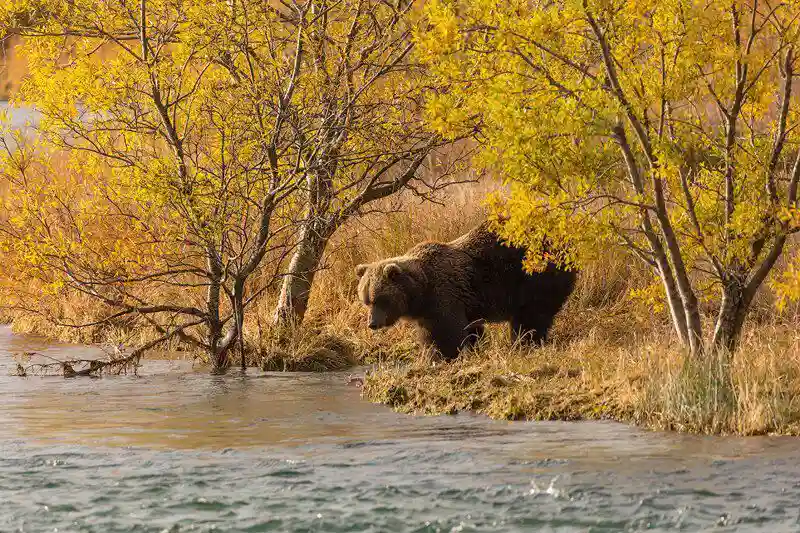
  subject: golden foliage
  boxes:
[421,0,800,352]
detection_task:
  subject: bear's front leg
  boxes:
[416,312,472,361]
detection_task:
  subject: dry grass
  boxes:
[637,325,800,434]
[253,321,359,372]
[363,321,800,435]
[363,327,631,420]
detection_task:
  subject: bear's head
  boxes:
[355,259,427,330]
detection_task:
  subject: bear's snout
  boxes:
[368,306,389,329]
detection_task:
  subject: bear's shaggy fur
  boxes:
[355,221,577,360]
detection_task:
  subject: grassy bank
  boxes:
[363,324,800,435]
[358,220,800,435]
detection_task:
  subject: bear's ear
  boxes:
[383,262,404,280]
[355,264,368,278]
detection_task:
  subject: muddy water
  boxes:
[1,326,799,532]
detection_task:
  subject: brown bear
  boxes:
[355,221,577,360]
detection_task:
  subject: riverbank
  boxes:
[363,320,800,436]
[7,297,800,436]
[9,279,800,436]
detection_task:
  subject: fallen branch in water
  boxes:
[14,346,143,377]
[12,321,200,377]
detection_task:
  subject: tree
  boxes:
[0,0,470,368]
[1,0,471,334]
[420,0,800,355]
[0,0,305,372]
[268,0,470,325]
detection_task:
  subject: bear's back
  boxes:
[401,223,527,321]
[448,222,526,277]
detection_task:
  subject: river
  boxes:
[1,326,799,532]
[0,102,39,131]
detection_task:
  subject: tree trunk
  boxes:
[273,218,333,325]
[651,180,704,355]
[232,278,245,371]
[206,248,229,373]
[682,295,704,356]
[210,316,240,374]
[208,321,229,374]
[712,277,749,355]
[654,256,689,347]
[211,344,232,374]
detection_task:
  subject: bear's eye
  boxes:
[373,295,389,308]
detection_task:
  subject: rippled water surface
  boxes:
[1,326,800,532]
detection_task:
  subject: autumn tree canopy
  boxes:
[422,0,800,354]
[0,0,315,370]
[0,1,469,361]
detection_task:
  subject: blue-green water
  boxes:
[1,327,799,532]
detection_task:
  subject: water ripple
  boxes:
[1,328,800,531]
